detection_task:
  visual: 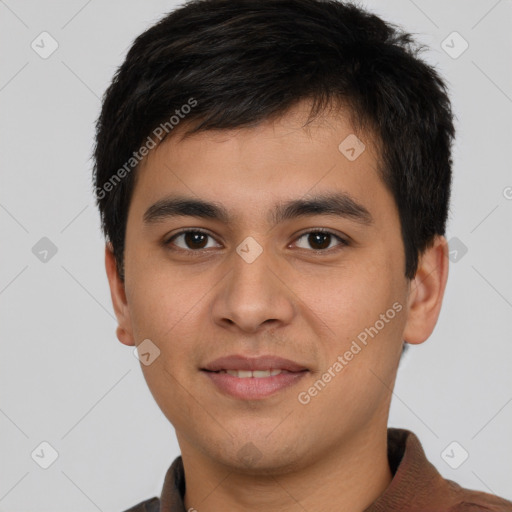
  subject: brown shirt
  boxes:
[123,428,512,512]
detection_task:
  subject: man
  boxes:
[93,0,512,510]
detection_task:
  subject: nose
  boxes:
[210,242,296,334]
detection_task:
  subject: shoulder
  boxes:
[383,429,512,511]
[443,477,512,511]
[121,496,160,512]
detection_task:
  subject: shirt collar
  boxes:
[157,428,452,511]
[363,428,452,511]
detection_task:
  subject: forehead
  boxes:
[129,102,395,228]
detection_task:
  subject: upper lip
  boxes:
[202,355,308,372]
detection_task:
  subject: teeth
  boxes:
[220,369,284,378]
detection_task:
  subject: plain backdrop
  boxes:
[1,0,511,510]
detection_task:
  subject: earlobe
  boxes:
[105,243,135,346]
[116,326,134,346]
[402,236,449,345]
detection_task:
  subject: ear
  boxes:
[105,243,135,346]
[403,235,449,345]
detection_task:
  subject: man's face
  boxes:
[113,102,414,471]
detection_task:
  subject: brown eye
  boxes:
[294,230,347,251]
[166,230,220,251]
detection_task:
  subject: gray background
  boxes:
[1,0,511,510]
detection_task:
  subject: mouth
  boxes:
[204,368,301,378]
[200,354,310,400]
[201,368,309,400]
[202,354,308,373]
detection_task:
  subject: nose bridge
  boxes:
[211,238,295,331]
[232,240,275,297]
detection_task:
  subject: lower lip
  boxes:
[202,370,308,400]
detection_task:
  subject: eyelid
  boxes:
[164,227,349,252]
[293,227,347,240]
[164,227,221,247]
[291,228,349,250]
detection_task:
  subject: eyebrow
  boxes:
[143,192,374,227]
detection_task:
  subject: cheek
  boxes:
[302,269,405,389]
[295,264,395,336]
[124,255,203,344]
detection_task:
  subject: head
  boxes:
[94,0,453,472]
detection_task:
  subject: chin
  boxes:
[207,438,307,475]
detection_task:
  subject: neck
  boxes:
[179,425,392,512]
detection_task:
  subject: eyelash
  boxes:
[163,228,349,254]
